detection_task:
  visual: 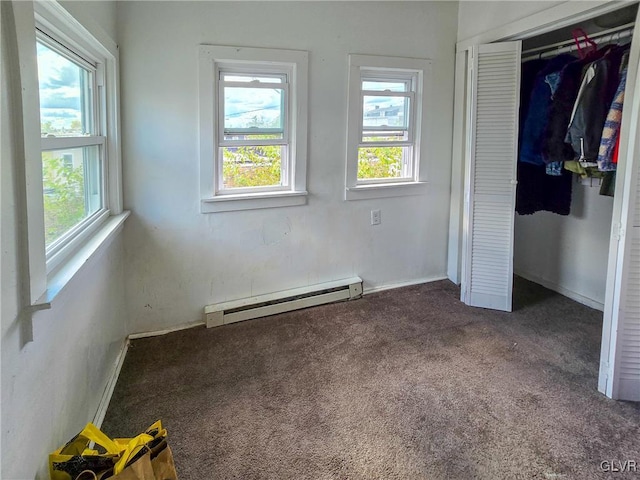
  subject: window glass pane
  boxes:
[357,146,411,180]
[42,146,102,247]
[221,73,284,83]
[224,87,284,131]
[362,130,409,143]
[37,41,94,137]
[362,95,409,129]
[221,146,284,189]
[362,80,408,92]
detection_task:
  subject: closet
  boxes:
[514,6,636,314]
[458,2,640,401]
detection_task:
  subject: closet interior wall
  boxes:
[513,7,637,311]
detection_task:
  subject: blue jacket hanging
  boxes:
[519,54,575,166]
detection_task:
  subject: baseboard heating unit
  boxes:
[204,276,363,328]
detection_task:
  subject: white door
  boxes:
[600,16,640,401]
[461,42,521,312]
[609,171,640,400]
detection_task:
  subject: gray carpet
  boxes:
[102,278,640,479]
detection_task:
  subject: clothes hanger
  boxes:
[572,28,598,59]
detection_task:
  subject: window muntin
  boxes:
[36,32,106,263]
[217,66,291,193]
[362,80,408,92]
[357,72,417,183]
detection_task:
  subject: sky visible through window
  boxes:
[224,86,283,131]
[37,41,88,136]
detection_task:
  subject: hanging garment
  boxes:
[516,162,572,215]
[600,171,616,197]
[598,67,627,171]
[542,58,589,175]
[564,159,604,179]
[546,161,564,176]
[613,134,620,164]
[519,54,576,166]
[565,46,626,166]
[517,56,575,215]
[544,69,566,176]
[541,48,612,166]
[519,59,548,140]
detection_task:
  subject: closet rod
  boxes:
[521,21,635,61]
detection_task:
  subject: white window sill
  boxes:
[345,181,429,200]
[33,211,130,309]
[201,190,308,213]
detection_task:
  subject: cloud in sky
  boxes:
[224,87,282,129]
[37,41,85,131]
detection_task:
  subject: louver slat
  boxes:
[463,42,521,312]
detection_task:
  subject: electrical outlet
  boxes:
[371,209,381,225]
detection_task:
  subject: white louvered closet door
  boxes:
[600,15,640,402]
[610,153,640,400]
[461,42,521,312]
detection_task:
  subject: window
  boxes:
[37,33,106,258]
[199,46,308,213]
[15,1,124,307]
[345,54,431,200]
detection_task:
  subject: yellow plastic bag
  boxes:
[49,421,174,480]
[49,423,121,480]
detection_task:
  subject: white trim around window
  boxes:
[345,54,431,201]
[199,45,309,213]
[12,0,124,307]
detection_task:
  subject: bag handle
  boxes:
[112,421,165,474]
[76,471,98,480]
[113,433,155,474]
[58,423,121,456]
[572,28,598,59]
[81,424,122,455]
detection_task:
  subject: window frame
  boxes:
[345,54,431,201]
[14,0,124,307]
[36,28,109,273]
[359,72,416,184]
[199,45,309,213]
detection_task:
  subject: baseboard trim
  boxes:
[128,320,206,340]
[125,277,449,340]
[93,338,129,428]
[515,271,604,312]
[364,275,449,295]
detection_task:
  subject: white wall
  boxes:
[457,1,566,41]
[514,185,615,308]
[59,0,117,42]
[118,1,459,333]
[1,2,126,478]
